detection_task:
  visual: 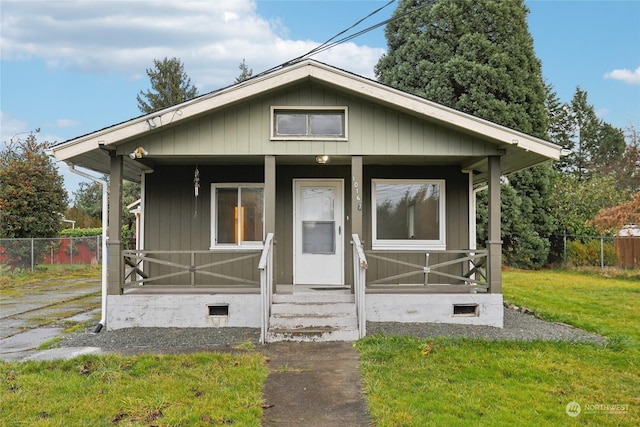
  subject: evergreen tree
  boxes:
[567,87,600,180]
[137,57,198,114]
[235,58,253,83]
[377,0,553,267]
[376,0,547,136]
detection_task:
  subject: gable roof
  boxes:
[51,59,562,183]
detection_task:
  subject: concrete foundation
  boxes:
[366,293,504,328]
[106,292,503,331]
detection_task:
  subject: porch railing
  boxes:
[122,249,262,287]
[352,234,368,339]
[365,249,488,291]
[258,233,275,344]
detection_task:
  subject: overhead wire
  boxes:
[251,0,432,79]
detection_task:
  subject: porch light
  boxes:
[315,155,329,164]
[129,146,148,159]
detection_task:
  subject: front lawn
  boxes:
[1,352,268,426]
[356,269,640,426]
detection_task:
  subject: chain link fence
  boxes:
[2,234,636,272]
[0,236,103,272]
[551,234,640,269]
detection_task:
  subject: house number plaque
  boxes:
[352,176,362,211]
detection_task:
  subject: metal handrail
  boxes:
[352,234,368,339]
[258,233,275,344]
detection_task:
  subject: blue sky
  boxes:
[1,0,639,197]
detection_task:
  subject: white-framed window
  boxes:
[271,106,348,140]
[210,184,265,249]
[372,179,446,250]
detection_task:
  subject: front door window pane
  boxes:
[302,187,335,254]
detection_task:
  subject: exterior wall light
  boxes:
[315,155,329,164]
[129,147,149,159]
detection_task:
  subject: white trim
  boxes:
[270,106,348,141]
[371,179,446,251]
[209,183,265,250]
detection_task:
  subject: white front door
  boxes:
[293,179,344,285]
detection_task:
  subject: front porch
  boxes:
[107,233,503,341]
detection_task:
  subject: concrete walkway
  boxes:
[260,341,371,426]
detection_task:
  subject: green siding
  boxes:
[122,82,499,158]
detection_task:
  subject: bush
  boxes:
[566,239,616,267]
[59,228,102,237]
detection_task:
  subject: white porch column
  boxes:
[107,152,124,295]
[487,155,502,294]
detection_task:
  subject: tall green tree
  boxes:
[0,132,68,239]
[1,132,68,269]
[136,57,198,114]
[376,0,547,136]
[377,0,553,267]
[566,87,601,180]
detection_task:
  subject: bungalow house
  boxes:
[50,60,562,342]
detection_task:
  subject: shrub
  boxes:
[566,239,616,267]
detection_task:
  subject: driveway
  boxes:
[0,274,101,361]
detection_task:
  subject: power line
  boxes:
[251,0,431,79]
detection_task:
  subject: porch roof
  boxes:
[50,59,563,183]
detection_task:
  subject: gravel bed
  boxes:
[59,308,604,353]
[368,308,605,344]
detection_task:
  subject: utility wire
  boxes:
[293,0,397,62]
[252,0,432,79]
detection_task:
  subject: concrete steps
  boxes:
[267,292,359,342]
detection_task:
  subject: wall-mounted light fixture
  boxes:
[129,147,148,159]
[315,155,329,164]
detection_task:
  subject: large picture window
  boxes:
[271,107,347,140]
[210,184,264,249]
[372,179,445,250]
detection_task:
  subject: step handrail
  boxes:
[259,233,275,343]
[352,234,367,338]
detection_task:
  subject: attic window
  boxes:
[271,107,347,140]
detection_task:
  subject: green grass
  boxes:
[356,269,640,426]
[503,269,640,344]
[1,352,268,426]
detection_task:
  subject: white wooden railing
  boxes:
[258,233,275,344]
[352,234,368,339]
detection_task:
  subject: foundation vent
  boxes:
[453,304,479,317]
[208,305,229,316]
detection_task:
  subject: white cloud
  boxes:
[604,67,640,85]
[54,119,81,128]
[0,111,28,144]
[0,0,385,92]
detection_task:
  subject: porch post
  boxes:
[107,152,124,295]
[264,155,276,235]
[264,155,276,286]
[351,156,363,238]
[487,155,502,294]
